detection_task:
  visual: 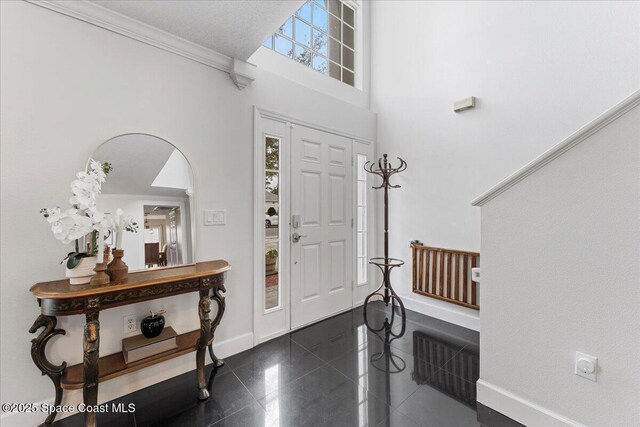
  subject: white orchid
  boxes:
[41,207,95,244]
[41,159,112,248]
[69,159,108,212]
[91,211,114,232]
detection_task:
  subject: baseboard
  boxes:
[214,332,254,359]
[477,379,586,427]
[2,332,254,427]
[400,293,480,332]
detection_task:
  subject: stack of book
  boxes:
[122,327,178,364]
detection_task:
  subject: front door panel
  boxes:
[291,125,353,329]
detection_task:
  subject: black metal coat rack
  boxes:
[364,153,407,317]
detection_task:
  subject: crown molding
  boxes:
[230,58,257,90]
[26,0,257,88]
[471,89,640,207]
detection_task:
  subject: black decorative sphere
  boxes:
[141,314,165,338]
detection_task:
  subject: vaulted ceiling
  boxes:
[91,0,305,60]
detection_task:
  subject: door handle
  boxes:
[291,232,307,243]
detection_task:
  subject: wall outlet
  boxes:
[575,351,597,382]
[124,314,137,334]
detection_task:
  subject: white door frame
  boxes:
[138,199,187,268]
[253,107,376,345]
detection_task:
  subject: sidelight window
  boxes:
[356,154,368,285]
[265,137,281,311]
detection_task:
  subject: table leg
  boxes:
[29,315,67,426]
[83,311,100,427]
[197,290,212,400]
[208,285,226,368]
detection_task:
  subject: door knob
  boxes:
[292,232,307,243]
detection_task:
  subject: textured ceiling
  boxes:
[91,0,305,60]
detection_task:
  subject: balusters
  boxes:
[411,244,479,310]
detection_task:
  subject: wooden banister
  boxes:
[411,243,479,310]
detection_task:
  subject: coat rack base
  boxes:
[365,257,406,319]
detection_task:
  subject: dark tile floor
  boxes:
[54,301,480,427]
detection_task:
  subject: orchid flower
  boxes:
[41,207,95,244]
[68,159,107,212]
[41,159,112,248]
[91,211,114,233]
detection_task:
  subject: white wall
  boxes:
[369,0,640,329]
[476,99,640,426]
[0,2,375,425]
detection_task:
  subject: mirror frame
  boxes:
[87,133,196,271]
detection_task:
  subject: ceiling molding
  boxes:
[26,0,240,75]
[471,89,640,207]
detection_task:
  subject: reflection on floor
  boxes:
[54,301,480,427]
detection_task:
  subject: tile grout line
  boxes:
[208,370,263,426]
[222,335,292,372]
[322,361,399,420]
[289,331,361,365]
[393,365,467,426]
[227,336,330,410]
[254,361,332,411]
[287,335,333,365]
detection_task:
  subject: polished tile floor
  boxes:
[55,301,480,427]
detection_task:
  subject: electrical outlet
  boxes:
[124,314,137,334]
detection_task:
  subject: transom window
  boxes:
[263,0,356,86]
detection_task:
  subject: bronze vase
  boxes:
[107,249,129,281]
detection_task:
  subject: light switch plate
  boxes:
[204,209,226,226]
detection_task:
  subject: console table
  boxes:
[29,260,231,427]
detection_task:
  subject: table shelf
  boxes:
[61,329,208,390]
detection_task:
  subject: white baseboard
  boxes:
[477,379,585,427]
[400,293,480,332]
[1,332,254,427]
[255,328,290,344]
[214,332,254,359]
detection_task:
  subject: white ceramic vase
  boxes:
[66,256,98,285]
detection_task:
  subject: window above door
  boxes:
[263,0,357,87]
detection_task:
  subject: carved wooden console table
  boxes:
[29,260,231,427]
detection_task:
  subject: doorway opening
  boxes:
[143,205,183,269]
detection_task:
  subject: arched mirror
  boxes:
[91,133,195,271]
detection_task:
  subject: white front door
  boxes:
[290,125,353,329]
